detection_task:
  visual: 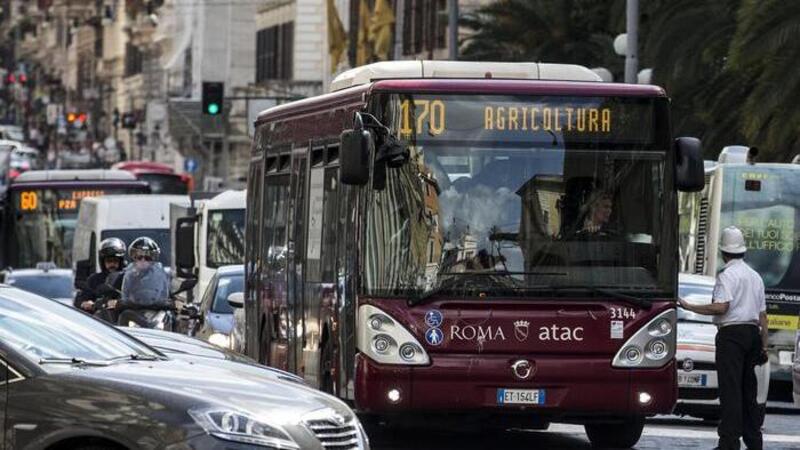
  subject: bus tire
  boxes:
[584,416,644,449]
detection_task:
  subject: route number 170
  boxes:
[399,99,446,136]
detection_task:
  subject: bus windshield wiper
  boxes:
[408,271,567,307]
[587,287,652,310]
[39,357,111,366]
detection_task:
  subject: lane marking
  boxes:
[548,424,800,444]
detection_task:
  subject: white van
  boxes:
[72,195,190,281]
[171,190,246,302]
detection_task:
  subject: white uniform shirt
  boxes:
[712,258,766,326]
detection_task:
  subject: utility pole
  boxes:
[624,0,639,84]
[448,0,458,60]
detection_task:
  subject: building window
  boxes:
[125,42,143,76]
[256,22,294,83]
[403,0,447,56]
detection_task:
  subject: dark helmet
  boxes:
[129,236,161,262]
[98,237,127,261]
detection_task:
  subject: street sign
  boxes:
[184,157,199,173]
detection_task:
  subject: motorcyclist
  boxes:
[117,237,171,327]
[74,237,127,322]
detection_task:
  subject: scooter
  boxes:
[117,278,198,332]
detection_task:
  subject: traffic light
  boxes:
[202,82,224,116]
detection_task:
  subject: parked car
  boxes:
[675,273,770,420]
[0,284,369,450]
[0,262,74,306]
[190,264,243,350]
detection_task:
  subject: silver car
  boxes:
[0,284,370,450]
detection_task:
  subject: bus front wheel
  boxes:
[584,416,644,449]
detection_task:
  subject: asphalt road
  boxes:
[369,409,800,450]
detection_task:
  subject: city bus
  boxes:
[244,61,704,447]
[1,170,149,269]
[680,145,800,383]
[112,161,193,194]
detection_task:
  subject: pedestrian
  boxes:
[679,226,769,450]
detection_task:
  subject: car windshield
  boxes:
[6,274,74,300]
[212,274,244,314]
[207,209,246,268]
[0,287,158,364]
[101,229,171,265]
[678,281,714,323]
[363,94,675,299]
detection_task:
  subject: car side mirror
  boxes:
[340,113,374,186]
[227,292,244,309]
[675,137,705,192]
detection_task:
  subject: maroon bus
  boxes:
[244,61,704,447]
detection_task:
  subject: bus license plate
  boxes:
[778,351,794,366]
[497,389,545,405]
[678,373,707,387]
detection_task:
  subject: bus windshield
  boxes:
[8,186,145,268]
[207,209,246,268]
[364,94,674,298]
[720,166,800,291]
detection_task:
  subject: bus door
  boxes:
[286,149,308,373]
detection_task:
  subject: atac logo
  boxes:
[514,320,530,342]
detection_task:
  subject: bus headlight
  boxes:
[612,309,676,368]
[357,305,430,366]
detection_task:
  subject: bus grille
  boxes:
[306,418,361,449]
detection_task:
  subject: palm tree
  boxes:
[460,0,623,74]
[724,0,800,160]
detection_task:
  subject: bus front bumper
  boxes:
[354,353,676,418]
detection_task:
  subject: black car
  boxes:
[0,285,369,450]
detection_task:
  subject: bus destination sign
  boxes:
[16,189,107,212]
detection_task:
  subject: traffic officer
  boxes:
[679,226,768,450]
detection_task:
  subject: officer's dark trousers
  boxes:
[716,324,762,450]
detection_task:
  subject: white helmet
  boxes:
[720,226,747,254]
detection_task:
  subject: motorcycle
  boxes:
[116,278,198,331]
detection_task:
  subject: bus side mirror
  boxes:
[175,217,197,278]
[340,114,374,186]
[675,137,705,192]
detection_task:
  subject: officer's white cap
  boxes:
[720,226,747,254]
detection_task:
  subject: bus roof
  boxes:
[256,77,665,125]
[330,61,602,91]
[12,169,138,183]
[112,161,175,174]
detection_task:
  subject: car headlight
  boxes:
[189,407,299,449]
[208,333,231,349]
[357,304,430,365]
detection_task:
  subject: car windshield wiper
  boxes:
[39,357,111,366]
[108,353,162,362]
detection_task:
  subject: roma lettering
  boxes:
[450,325,507,341]
[484,106,611,133]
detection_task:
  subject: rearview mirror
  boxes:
[175,217,197,278]
[340,113,374,186]
[675,137,705,192]
[178,278,198,293]
[227,292,244,309]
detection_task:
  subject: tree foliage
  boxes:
[461,0,800,161]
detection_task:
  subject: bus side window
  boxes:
[321,167,339,283]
